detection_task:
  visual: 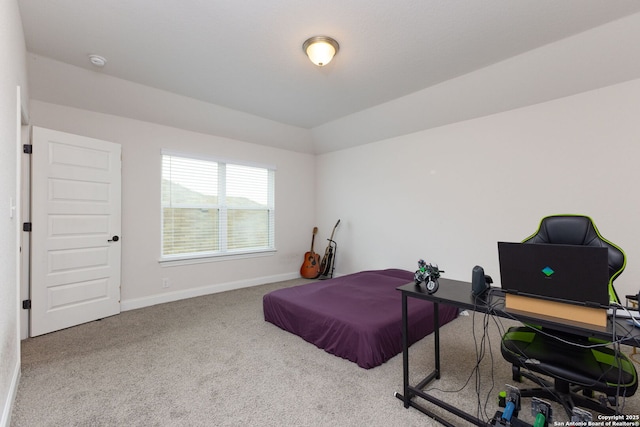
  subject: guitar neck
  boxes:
[328,219,340,241]
[309,226,318,252]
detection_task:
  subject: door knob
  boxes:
[108,235,120,242]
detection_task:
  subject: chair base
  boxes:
[512,366,622,418]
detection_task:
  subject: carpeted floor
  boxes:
[10,278,640,426]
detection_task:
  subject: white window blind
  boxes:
[161,153,275,260]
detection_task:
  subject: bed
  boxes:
[263,269,459,369]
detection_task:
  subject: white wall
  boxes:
[0,0,29,425]
[317,77,640,300]
[28,101,316,309]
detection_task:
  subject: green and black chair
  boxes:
[500,214,637,417]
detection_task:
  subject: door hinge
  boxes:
[23,222,32,232]
[23,144,32,154]
[22,299,31,310]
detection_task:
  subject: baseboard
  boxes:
[121,272,300,312]
[0,360,20,427]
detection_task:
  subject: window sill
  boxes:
[159,249,276,267]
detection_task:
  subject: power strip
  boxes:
[607,308,640,319]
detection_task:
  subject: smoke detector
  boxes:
[89,54,107,67]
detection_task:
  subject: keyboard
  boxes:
[607,308,640,319]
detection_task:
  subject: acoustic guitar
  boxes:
[319,219,340,278]
[300,227,321,278]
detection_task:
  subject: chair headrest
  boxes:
[525,215,599,246]
[523,215,626,294]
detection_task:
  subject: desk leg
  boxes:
[401,295,442,397]
[414,301,441,390]
[434,302,440,379]
[395,289,487,426]
[401,292,410,407]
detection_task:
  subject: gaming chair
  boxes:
[500,215,637,417]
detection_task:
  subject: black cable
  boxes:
[486,296,568,414]
[494,299,638,419]
[472,305,489,420]
[472,292,499,423]
[433,289,637,422]
[481,309,497,421]
[424,293,497,425]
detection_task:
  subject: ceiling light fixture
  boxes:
[302,36,339,67]
[89,54,107,67]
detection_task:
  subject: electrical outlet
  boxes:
[162,278,170,288]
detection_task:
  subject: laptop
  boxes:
[497,242,610,307]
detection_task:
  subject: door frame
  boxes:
[18,90,29,340]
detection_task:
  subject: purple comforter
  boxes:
[263,269,458,369]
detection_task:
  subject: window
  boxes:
[161,152,275,261]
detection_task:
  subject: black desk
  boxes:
[395,278,640,426]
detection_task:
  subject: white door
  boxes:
[30,127,121,336]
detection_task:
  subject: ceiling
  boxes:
[18,0,640,131]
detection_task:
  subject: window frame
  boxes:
[159,150,276,265]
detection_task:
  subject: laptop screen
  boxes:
[497,242,610,307]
